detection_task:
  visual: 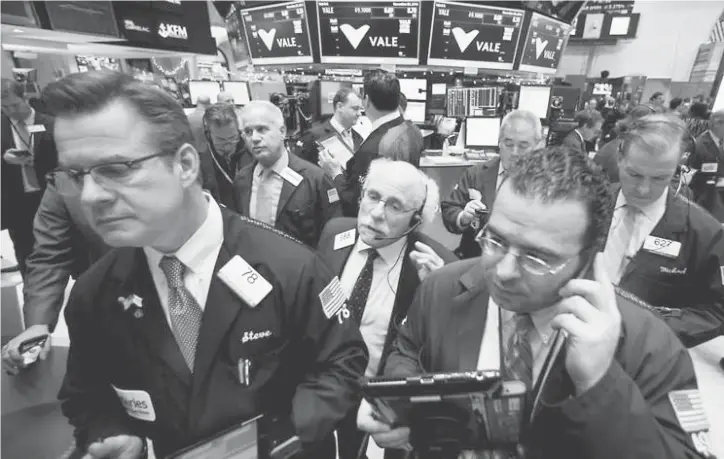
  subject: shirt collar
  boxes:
[255,149,289,177]
[370,111,401,133]
[616,189,667,222]
[11,108,35,126]
[144,193,224,275]
[330,117,349,136]
[355,235,407,266]
[501,305,557,345]
[709,130,722,146]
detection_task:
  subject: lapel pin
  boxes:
[118,294,144,317]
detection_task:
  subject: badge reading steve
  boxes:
[218,255,273,308]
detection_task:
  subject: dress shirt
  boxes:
[605,190,667,283]
[9,108,40,192]
[476,298,557,383]
[340,236,407,376]
[144,194,224,329]
[330,117,354,150]
[249,150,289,225]
[369,111,402,135]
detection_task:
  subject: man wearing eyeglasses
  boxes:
[358,147,712,459]
[42,70,367,459]
[316,158,456,459]
[442,110,542,259]
[198,103,252,207]
[604,114,724,349]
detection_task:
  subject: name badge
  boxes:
[112,385,156,422]
[333,229,355,250]
[218,255,273,308]
[701,162,718,173]
[327,188,340,204]
[280,167,303,187]
[643,236,681,259]
[716,177,724,188]
[26,124,46,134]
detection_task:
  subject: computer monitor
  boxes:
[465,117,502,149]
[189,80,221,105]
[320,80,347,116]
[223,81,251,105]
[404,101,426,124]
[399,78,427,102]
[518,86,552,120]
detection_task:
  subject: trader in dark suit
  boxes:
[197,103,253,207]
[688,109,724,222]
[319,69,405,217]
[299,87,363,165]
[2,177,109,375]
[186,95,211,153]
[441,110,542,259]
[1,78,58,274]
[561,109,603,158]
[603,114,724,348]
[233,101,342,247]
[358,147,713,459]
[43,70,367,459]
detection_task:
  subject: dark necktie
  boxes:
[348,249,379,324]
[159,256,204,371]
[503,313,534,389]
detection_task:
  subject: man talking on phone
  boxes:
[358,147,713,458]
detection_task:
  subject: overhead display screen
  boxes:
[428,0,524,70]
[518,12,571,74]
[240,1,313,65]
[317,1,420,65]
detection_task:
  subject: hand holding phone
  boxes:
[3,148,32,165]
[2,325,51,375]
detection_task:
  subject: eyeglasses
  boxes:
[46,151,172,196]
[361,189,417,217]
[475,227,578,276]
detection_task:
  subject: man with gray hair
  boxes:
[233,100,342,246]
[441,109,542,258]
[316,158,457,459]
[605,114,724,349]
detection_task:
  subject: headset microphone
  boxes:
[373,219,422,241]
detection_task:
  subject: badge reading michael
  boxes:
[319,276,350,323]
[112,385,156,422]
[218,255,273,308]
[333,229,355,250]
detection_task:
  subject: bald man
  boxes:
[232,101,342,247]
[316,158,457,459]
[217,92,234,105]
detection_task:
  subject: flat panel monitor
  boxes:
[399,78,427,101]
[522,1,587,24]
[518,12,571,74]
[189,80,221,105]
[404,101,426,123]
[317,1,421,65]
[518,85,551,119]
[428,1,525,70]
[465,117,501,148]
[223,81,251,105]
[240,1,313,65]
[320,80,347,116]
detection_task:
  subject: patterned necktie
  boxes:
[348,249,379,324]
[503,313,534,389]
[255,169,276,225]
[604,205,640,282]
[159,256,204,371]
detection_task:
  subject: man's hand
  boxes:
[458,190,487,228]
[3,148,33,166]
[551,253,622,395]
[318,148,344,178]
[82,435,144,459]
[357,399,411,450]
[409,242,445,282]
[2,324,51,375]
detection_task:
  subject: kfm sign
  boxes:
[158,22,188,40]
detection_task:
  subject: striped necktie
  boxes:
[16,120,40,191]
[159,256,204,371]
[503,313,533,389]
[604,205,640,282]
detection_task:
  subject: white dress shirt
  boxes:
[476,298,557,383]
[144,194,224,329]
[330,117,354,150]
[340,236,407,376]
[9,108,40,192]
[605,190,667,283]
[249,150,289,225]
[369,111,402,135]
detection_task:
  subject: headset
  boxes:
[202,104,244,185]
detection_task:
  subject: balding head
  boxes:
[196,95,211,109]
[359,158,440,248]
[239,100,287,167]
[217,92,234,104]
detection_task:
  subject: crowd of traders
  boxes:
[0,68,722,458]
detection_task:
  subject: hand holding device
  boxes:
[551,253,622,395]
[3,148,33,165]
[460,196,487,227]
[409,242,444,281]
[317,146,344,178]
[2,325,51,375]
[82,435,144,459]
[357,399,411,450]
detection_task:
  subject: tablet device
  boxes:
[166,415,261,459]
